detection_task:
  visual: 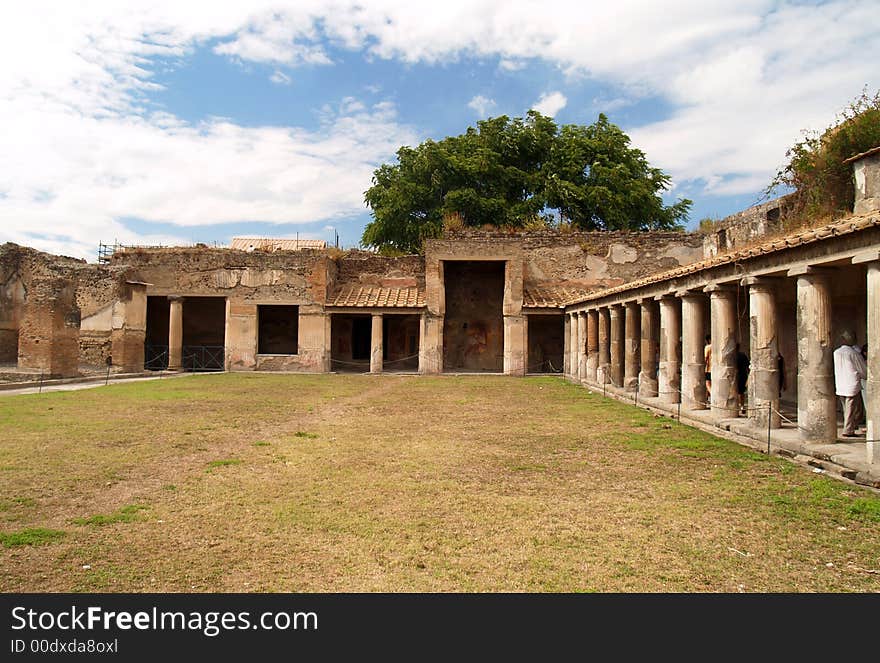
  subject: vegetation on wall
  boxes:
[768,89,880,222]
[362,111,692,253]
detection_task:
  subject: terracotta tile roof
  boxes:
[524,285,592,308]
[564,212,880,307]
[327,286,425,308]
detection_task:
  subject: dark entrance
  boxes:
[330,314,371,372]
[527,314,564,373]
[181,297,225,371]
[443,261,504,372]
[144,296,170,370]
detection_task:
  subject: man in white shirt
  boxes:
[833,330,867,438]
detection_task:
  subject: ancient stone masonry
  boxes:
[564,147,880,468]
[702,195,794,258]
[0,243,139,377]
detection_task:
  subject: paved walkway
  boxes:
[0,372,194,396]
[576,378,880,490]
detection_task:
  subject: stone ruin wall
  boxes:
[435,229,705,293]
[112,247,329,305]
[0,243,134,375]
[702,194,794,258]
[332,250,425,290]
[114,247,334,373]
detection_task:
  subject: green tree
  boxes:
[362,111,691,253]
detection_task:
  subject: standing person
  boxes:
[735,343,749,415]
[833,330,867,438]
[704,334,712,401]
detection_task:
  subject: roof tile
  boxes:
[327,286,426,308]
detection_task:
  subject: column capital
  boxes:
[740,275,781,289]
[654,292,677,302]
[787,264,835,278]
[675,289,705,300]
[703,283,738,295]
[167,295,184,302]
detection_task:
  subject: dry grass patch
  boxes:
[0,373,878,592]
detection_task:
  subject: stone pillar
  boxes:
[624,301,640,392]
[370,313,383,374]
[167,296,183,371]
[597,307,610,385]
[419,314,443,375]
[110,282,147,373]
[679,291,707,410]
[577,311,587,382]
[563,311,571,377]
[639,299,659,397]
[17,277,80,378]
[224,301,257,371]
[853,256,880,463]
[568,313,579,381]
[869,263,880,463]
[586,309,599,383]
[706,284,739,417]
[609,305,624,387]
[503,315,527,376]
[743,277,781,429]
[657,295,681,404]
[792,268,836,444]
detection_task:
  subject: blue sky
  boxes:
[1,1,876,259]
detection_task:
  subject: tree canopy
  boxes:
[362,111,691,253]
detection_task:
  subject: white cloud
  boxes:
[531,91,567,117]
[467,95,496,117]
[499,59,525,72]
[1,1,878,258]
[269,70,292,85]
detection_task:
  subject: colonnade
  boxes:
[563,262,879,463]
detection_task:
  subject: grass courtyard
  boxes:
[0,373,878,592]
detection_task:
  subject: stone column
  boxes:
[586,309,599,383]
[679,291,707,410]
[853,254,879,463]
[706,284,739,417]
[111,283,147,373]
[563,311,571,377]
[869,263,880,463]
[624,301,640,392]
[569,313,579,381]
[743,277,781,429]
[167,296,183,371]
[657,295,681,404]
[597,307,610,385]
[792,267,836,444]
[370,313,383,374]
[577,311,587,382]
[419,314,443,375]
[639,299,659,398]
[609,305,624,387]
[503,315,527,376]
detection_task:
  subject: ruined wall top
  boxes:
[700,194,794,259]
[847,145,880,215]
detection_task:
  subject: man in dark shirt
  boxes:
[735,343,749,415]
